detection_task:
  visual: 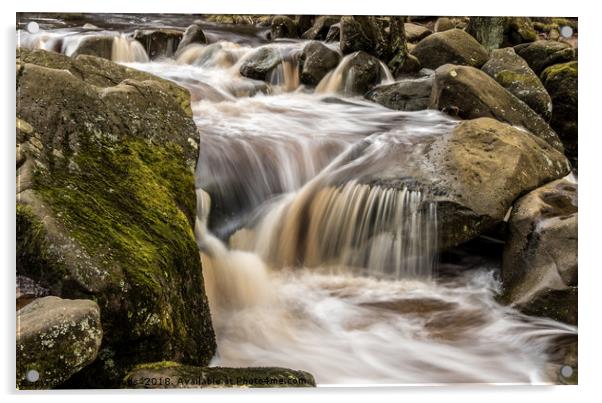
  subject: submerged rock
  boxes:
[134,28,183,59]
[365,76,432,111]
[17,296,102,389]
[501,176,577,325]
[541,61,578,167]
[410,29,489,70]
[16,48,215,386]
[430,64,564,152]
[176,23,207,53]
[299,41,341,86]
[513,40,576,75]
[481,47,552,120]
[271,15,298,39]
[466,17,537,50]
[123,362,316,388]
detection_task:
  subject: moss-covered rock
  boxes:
[17,296,103,389]
[467,17,537,50]
[514,40,576,75]
[430,64,564,152]
[481,47,552,120]
[411,29,489,70]
[123,362,316,388]
[541,61,578,167]
[16,48,215,387]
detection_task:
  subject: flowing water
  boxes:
[19,18,577,385]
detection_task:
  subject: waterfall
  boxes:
[316,52,394,94]
[111,34,149,63]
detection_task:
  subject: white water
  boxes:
[19,23,577,385]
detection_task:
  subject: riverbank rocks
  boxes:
[17,296,103,389]
[331,51,383,95]
[542,61,578,166]
[301,15,339,40]
[405,23,432,43]
[340,16,387,58]
[467,17,537,50]
[481,47,552,120]
[325,23,341,42]
[123,362,316,388]
[71,35,114,59]
[430,64,564,152]
[16,48,216,387]
[365,76,432,111]
[271,15,298,39]
[501,176,577,325]
[410,29,489,70]
[134,28,183,59]
[176,24,207,53]
[513,40,576,75]
[239,46,284,80]
[299,41,341,86]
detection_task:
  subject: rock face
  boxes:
[176,24,207,53]
[430,64,564,152]
[541,62,578,166]
[17,296,103,389]
[365,76,432,111]
[481,47,552,120]
[123,362,316,388]
[16,48,216,386]
[271,15,298,39]
[71,35,114,59]
[134,28,183,59]
[410,29,489,70]
[467,17,537,50]
[501,176,577,325]
[513,40,576,75]
[239,46,283,80]
[299,41,341,86]
[404,23,432,43]
[301,15,339,40]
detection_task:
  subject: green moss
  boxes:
[495,69,540,87]
[541,61,578,82]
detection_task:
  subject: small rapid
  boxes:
[19,19,577,385]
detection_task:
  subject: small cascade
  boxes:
[267,59,301,93]
[111,34,149,63]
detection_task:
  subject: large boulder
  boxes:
[513,40,576,75]
[410,29,489,70]
[404,23,432,43]
[430,64,564,152]
[481,47,552,120]
[299,41,341,86]
[16,48,215,386]
[541,62,578,166]
[239,46,284,81]
[123,362,316,388]
[176,24,207,53]
[271,15,298,39]
[134,28,183,59]
[301,16,340,40]
[365,76,432,111]
[501,176,577,325]
[466,17,537,50]
[17,296,103,389]
[71,35,114,60]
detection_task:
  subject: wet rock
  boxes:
[17,296,102,389]
[430,64,564,151]
[513,40,576,75]
[481,47,552,120]
[239,46,284,81]
[176,24,207,53]
[71,35,114,60]
[271,15,298,39]
[296,15,315,36]
[16,48,215,387]
[404,23,432,43]
[123,362,316,388]
[365,76,432,111]
[467,17,537,50]
[301,15,340,40]
[299,41,341,86]
[362,118,570,250]
[410,29,489,70]
[134,28,183,59]
[340,16,387,57]
[330,51,383,95]
[325,23,341,42]
[541,62,578,167]
[501,177,577,325]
